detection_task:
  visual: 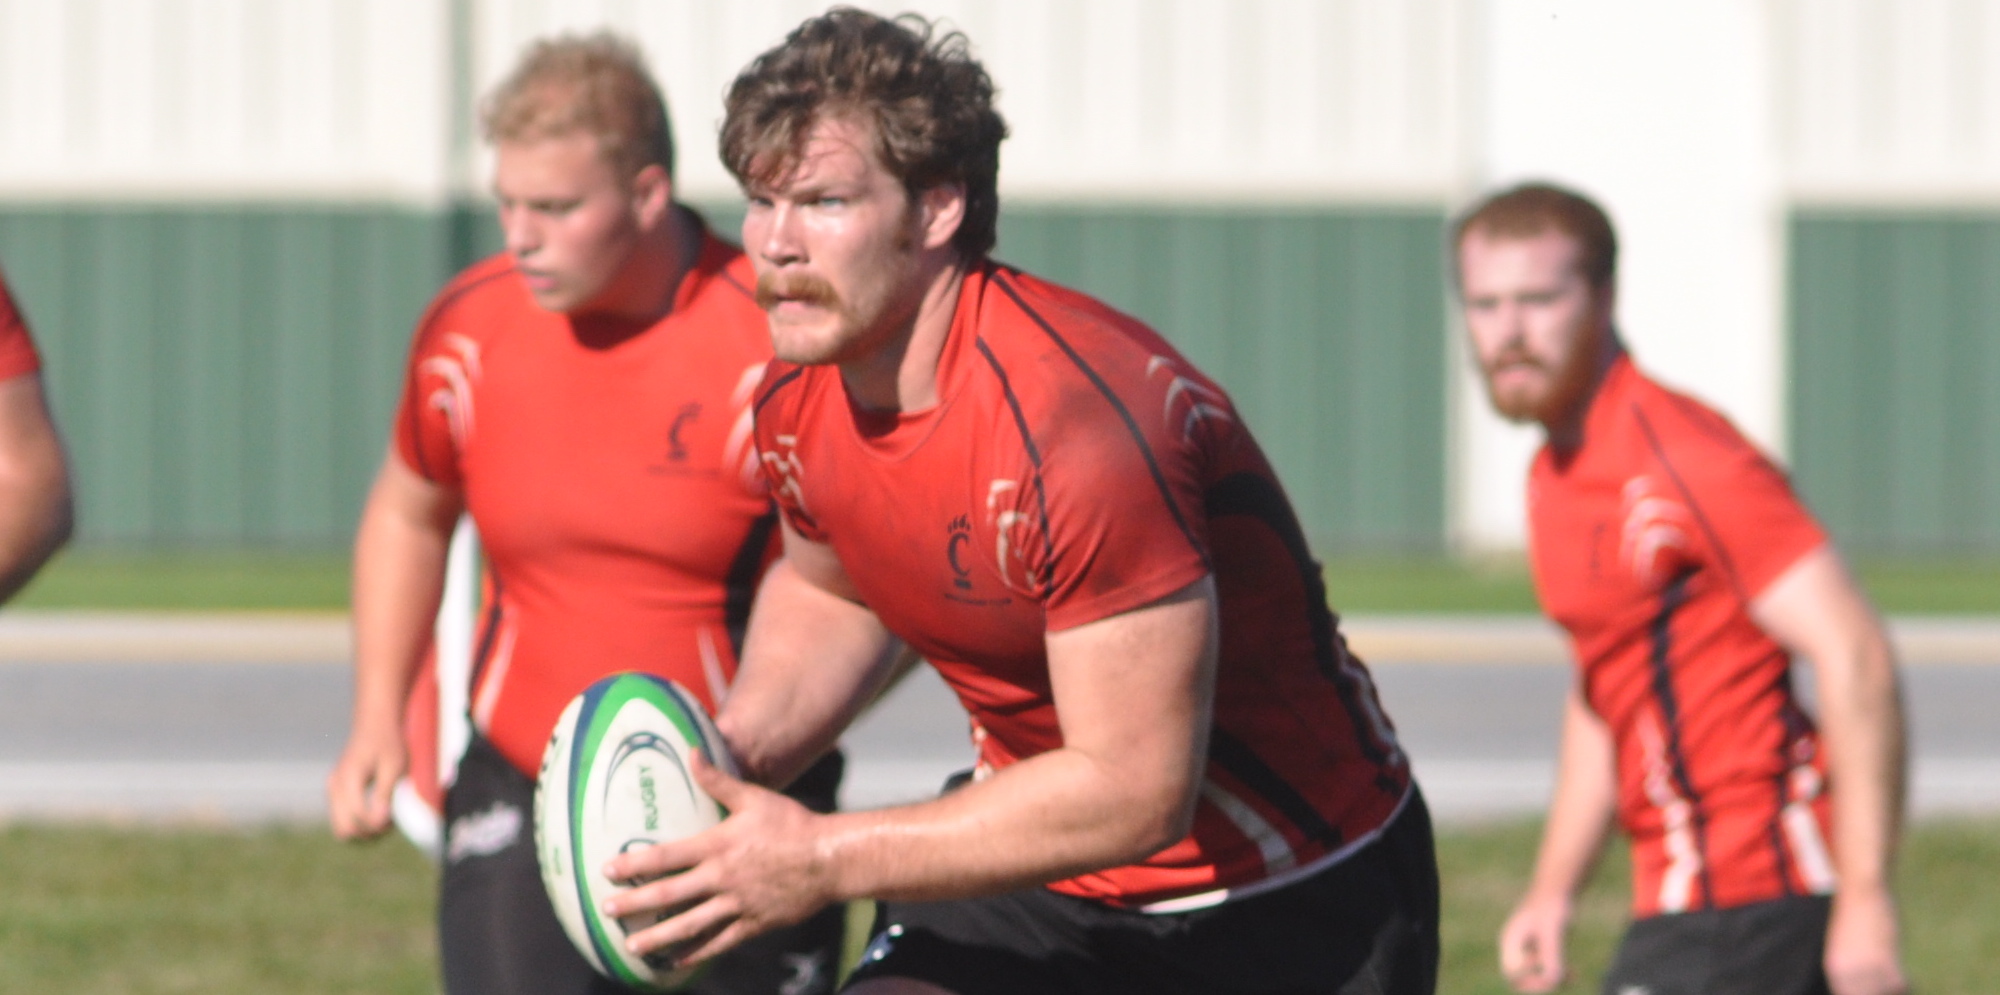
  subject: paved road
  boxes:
[0,613,1995,822]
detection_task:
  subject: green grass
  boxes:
[9,550,350,611]
[1,820,1992,993]
[0,824,435,995]
[6,550,2000,615]
[1325,557,1542,614]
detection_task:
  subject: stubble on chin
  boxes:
[1483,343,1597,428]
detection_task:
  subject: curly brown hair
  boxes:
[719,8,1008,260]
[481,32,675,182]
[1453,182,1618,289]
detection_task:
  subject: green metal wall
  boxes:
[0,201,1449,553]
[0,206,461,547]
[995,206,1449,554]
[1790,212,2000,555]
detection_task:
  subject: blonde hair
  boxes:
[481,32,675,180]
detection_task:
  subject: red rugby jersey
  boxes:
[393,226,778,778]
[754,261,1410,910]
[0,267,46,381]
[1529,355,1835,917]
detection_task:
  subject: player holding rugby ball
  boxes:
[325,34,844,995]
[602,11,1439,994]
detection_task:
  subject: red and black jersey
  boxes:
[1530,354,1835,917]
[754,261,1410,910]
[392,225,778,779]
[0,267,45,381]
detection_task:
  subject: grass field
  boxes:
[13,549,2000,614]
[2,819,1992,994]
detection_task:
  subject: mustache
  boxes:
[754,273,841,312]
[1485,348,1546,373]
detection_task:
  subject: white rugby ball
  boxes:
[534,673,735,992]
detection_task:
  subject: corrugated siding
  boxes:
[996,207,1448,553]
[0,206,457,546]
[696,202,1449,551]
[1,202,1446,552]
[1790,212,2000,554]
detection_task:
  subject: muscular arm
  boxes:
[714,521,909,790]
[1750,545,1907,995]
[0,374,72,603]
[608,568,1220,963]
[326,453,464,840]
[1499,684,1618,994]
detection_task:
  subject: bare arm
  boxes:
[0,374,72,602]
[326,452,464,840]
[1750,545,1907,995]
[714,520,909,790]
[1499,684,1618,994]
[607,572,1220,963]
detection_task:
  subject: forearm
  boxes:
[814,582,1214,903]
[718,558,904,788]
[1525,691,1619,902]
[1751,547,1907,894]
[1817,632,1906,892]
[816,734,1190,903]
[347,465,459,738]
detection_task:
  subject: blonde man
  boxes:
[327,34,843,995]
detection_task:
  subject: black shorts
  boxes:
[438,734,848,995]
[1600,894,1832,995]
[845,788,1440,995]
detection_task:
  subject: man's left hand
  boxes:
[1825,885,1909,995]
[600,754,839,966]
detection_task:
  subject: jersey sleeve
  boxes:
[1010,357,1217,633]
[390,306,473,487]
[0,269,46,381]
[1656,395,1827,602]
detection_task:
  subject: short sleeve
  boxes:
[0,270,46,381]
[1018,368,1217,632]
[1658,399,1826,602]
[391,316,472,487]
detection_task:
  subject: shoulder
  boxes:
[750,359,817,436]
[971,264,1221,430]
[680,236,772,356]
[413,254,523,346]
[1622,368,1773,476]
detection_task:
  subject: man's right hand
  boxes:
[1499,890,1573,993]
[326,724,408,841]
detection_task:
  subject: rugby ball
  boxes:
[534,673,736,992]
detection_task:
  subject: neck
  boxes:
[838,257,968,413]
[1542,335,1623,455]
[584,204,699,324]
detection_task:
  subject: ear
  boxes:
[916,182,968,253]
[630,163,673,230]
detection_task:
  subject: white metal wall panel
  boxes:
[1780,0,2000,204]
[467,0,1471,203]
[0,0,452,202]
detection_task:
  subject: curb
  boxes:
[0,611,1994,666]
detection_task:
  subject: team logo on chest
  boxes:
[946,515,974,591]
[943,512,1010,607]
[666,402,702,462]
[648,401,714,478]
